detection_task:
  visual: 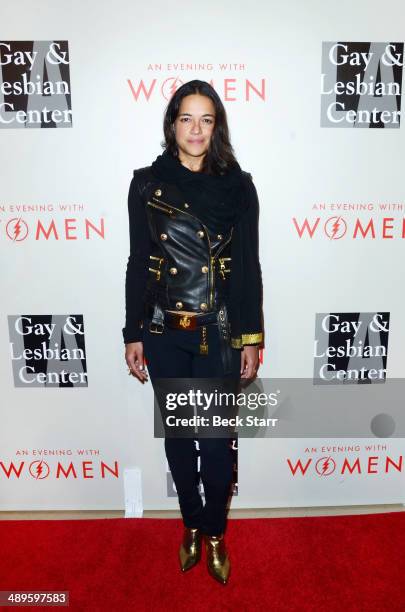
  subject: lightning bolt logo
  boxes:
[324,216,347,240]
[315,456,336,476]
[29,460,49,479]
[330,217,341,240]
[6,217,28,241]
[35,461,44,478]
[162,77,183,100]
[320,457,330,475]
[13,218,22,241]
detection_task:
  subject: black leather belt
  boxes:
[146,303,217,331]
[144,302,235,375]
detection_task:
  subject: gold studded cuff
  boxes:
[231,332,263,348]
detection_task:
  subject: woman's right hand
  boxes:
[125,341,149,383]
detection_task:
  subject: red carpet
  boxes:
[0,512,404,611]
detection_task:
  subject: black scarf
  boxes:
[150,149,252,338]
[150,150,249,234]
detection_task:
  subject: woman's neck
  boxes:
[177,151,205,173]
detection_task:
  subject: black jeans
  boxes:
[142,316,241,536]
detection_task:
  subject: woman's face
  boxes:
[173,94,216,161]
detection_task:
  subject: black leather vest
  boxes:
[135,167,233,314]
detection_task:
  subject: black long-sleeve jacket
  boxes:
[122,167,264,348]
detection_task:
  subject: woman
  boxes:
[122,80,264,585]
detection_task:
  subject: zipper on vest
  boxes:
[210,231,233,303]
[213,228,233,259]
[147,200,174,215]
[210,256,215,308]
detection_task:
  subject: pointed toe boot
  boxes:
[204,534,230,584]
[179,527,202,572]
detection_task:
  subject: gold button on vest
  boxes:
[176,301,183,309]
[169,267,178,275]
[201,266,208,273]
[154,188,162,196]
[197,230,204,238]
[200,302,208,311]
[160,233,168,241]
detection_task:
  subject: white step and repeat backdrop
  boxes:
[1,0,404,510]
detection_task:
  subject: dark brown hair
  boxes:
[161,80,238,175]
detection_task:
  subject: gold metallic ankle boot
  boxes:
[204,534,230,584]
[179,527,202,572]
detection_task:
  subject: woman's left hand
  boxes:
[240,345,260,379]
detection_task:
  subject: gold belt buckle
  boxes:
[179,314,191,328]
[173,313,197,330]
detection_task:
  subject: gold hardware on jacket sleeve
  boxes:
[242,332,263,344]
[231,332,263,348]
